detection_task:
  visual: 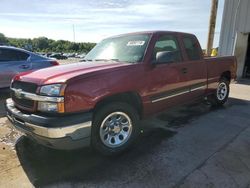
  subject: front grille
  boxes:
[11,81,38,110]
[11,92,35,108]
[12,81,38,93]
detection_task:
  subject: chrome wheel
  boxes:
[99,112,133,148]
[217,82,228,101]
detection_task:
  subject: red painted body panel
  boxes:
[14,62,130,85]
[12,31,237,117]
[205,56,237,92]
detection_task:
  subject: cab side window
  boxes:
[183,37,201,61]
[153,35,182,63]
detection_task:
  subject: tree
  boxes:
[33,37,49,51]
[2,34,96,53]
[0,33,8,45]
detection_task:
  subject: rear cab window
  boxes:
[152,35,182,63]
[0,48,30,62]
[182,35,202,61]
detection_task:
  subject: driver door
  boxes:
[146,34,191,114]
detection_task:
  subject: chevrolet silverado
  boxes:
[5,31,237,155]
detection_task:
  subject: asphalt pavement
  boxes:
[0,80,250,188]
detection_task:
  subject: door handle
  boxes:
[19,64,30,69]
[181,68,188,74]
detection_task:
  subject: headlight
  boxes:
[38,102,64,113]
[40,84,63,96]
[38,84,65,113]
[38,102,57,112]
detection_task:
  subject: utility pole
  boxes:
[206,0,218,56]
[72,24,76,42]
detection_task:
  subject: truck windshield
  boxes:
[84,34,150,63]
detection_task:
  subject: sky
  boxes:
[0,0,225,48]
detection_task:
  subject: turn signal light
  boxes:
[57,102,65,113]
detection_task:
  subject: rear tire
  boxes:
[91,102,139,156]
[208,78,229,106]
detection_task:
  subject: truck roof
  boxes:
[109,30,195,38]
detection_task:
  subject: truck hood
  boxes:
[15,61,132,85]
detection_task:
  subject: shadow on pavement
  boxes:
[157,97,249,128]
[14,97,250,187]
[236,79,250,85]
[0,88,10,118]
[16,127,175,187]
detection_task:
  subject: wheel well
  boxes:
[94,92,143,118]
[220,71,231,82]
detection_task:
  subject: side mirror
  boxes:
[153,51,175,65]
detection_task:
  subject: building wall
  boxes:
[219,0,250,77]
[219,0,250,56]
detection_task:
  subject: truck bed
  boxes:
[205,55,237,81]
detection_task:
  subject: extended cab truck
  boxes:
[5,31,237,155]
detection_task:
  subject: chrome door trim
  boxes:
[151,83,207,103]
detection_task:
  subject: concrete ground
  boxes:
[0,80,250,188]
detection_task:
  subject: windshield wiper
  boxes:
[94,59,120,62]
[80,59,93,62]
[94,59,137,64]
[123,60,136,64]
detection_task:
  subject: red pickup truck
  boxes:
[6,31,237,155]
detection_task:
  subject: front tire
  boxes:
[91,102,139,156]
[209,78,230,106]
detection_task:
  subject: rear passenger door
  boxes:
[0,49,31,88]
[180,35,207,98]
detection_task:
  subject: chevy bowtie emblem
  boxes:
[15,89,24,99]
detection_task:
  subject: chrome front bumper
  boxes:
[5,98,93,149]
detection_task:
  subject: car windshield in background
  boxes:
[84,34,151,63]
